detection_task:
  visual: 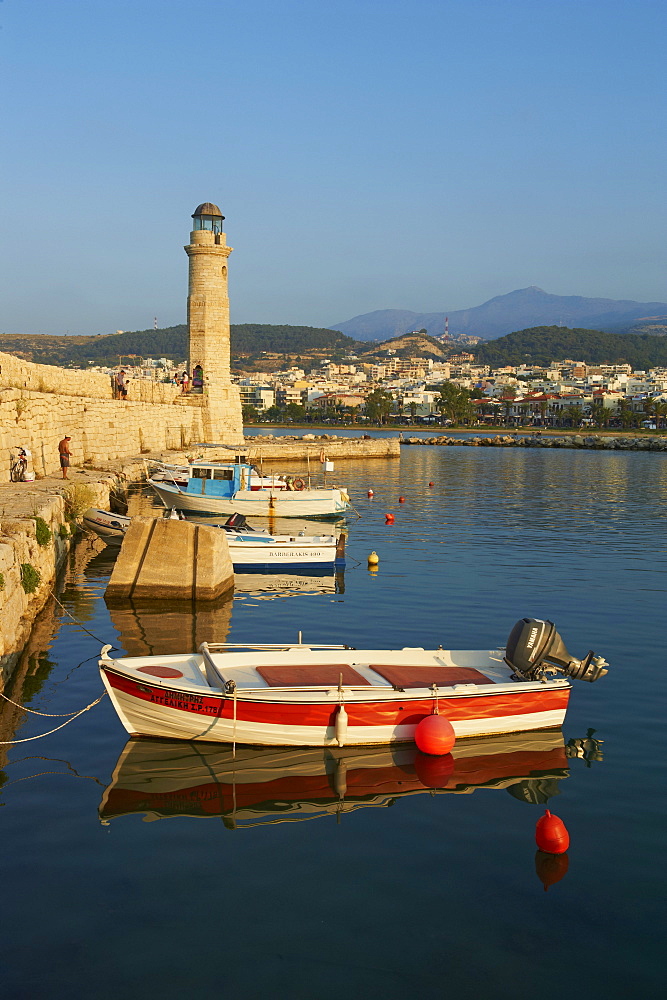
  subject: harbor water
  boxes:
[0,440,665,998]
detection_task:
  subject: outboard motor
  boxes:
[505,618,608,683]
[224,513,253,531]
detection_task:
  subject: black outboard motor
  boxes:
[505,618,608,683]
[223,513,253,531]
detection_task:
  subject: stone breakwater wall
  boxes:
[0,463,147,685]
[0,387,206,481]
[245,435,401,461]
[401,434,667,452]
[0,349,179,403]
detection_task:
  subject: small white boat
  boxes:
[147,460,351,518]
[83,509,129,542]
[83,509,345,568]
[99,619,608,747]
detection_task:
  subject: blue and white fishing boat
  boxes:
[147,461,351,519]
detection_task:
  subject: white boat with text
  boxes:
[83,509,345,568]
[99,619,608,747]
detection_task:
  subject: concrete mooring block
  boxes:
[105,517,234,601]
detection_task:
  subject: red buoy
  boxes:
[535,810,570,854]
[414,714,456,755]
[399,496,405,503]
[414,751,455,788]
[367,489,374,498]
[385,513,395,523]
[428,481,434,487]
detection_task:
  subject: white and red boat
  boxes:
[99,619,608,747]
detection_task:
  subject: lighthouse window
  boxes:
[194,216,223,234]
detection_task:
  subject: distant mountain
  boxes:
[473,326,667,368]
[331,287,667,342]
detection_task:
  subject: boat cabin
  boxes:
[185,462,254,497]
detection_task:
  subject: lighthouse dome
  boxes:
[192,203,224,219]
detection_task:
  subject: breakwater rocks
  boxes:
[245,434,400,461]
[401,434,667,452]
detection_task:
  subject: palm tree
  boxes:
[538,399,548,426]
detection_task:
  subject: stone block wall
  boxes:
[0,387,206,480]
[0,349,242,468]
[0,491,106,675]
[0,349,181,404]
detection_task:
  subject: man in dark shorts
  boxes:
[58,436,72,479]
[115,370,128,399]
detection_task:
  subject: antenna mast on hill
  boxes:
[154,317,158,330]
[444,316,449,339]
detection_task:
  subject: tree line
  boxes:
[473,326,667,368]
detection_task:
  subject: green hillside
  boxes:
[474,326,667,368]
[0,324,357,367]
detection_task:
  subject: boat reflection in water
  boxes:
[104,571,344,654]
[100,729,575,830]
[234,568,344,597]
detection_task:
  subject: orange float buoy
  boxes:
[399,496,405,503]
[428,481,434,487]
[385,513,395,523]
[414,751,455,788]
[535,810,570,854]
[535,850,569,892]
[367,489,374,498]
[414,714,456,755]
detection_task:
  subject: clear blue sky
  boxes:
[1,0,665,335]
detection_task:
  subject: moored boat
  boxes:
[147,460,351,518]
[99,619,608,747]
[83,509,345,568]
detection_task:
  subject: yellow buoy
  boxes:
[367,551,379,565]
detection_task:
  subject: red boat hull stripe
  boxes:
[104,669,569,727]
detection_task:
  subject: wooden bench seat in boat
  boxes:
[367,665,494,689]
[255,664,371,687]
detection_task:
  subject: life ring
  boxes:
[292,477,306,491]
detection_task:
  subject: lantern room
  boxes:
[191,202,225,235]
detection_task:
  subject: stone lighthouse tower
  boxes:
[184,202,243,443]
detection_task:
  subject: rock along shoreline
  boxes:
[401,433,667,451]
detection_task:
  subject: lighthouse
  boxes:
[184,203,243,443]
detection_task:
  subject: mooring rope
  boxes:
[0,691,107,744]
[49,590,119,649]
[0,593,116,743]
[0,687,104,718]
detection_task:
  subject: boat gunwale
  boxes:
[100,662,571,704]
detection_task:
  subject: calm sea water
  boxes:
[1,439,665,999]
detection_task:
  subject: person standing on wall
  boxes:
[58,436,72,480]
[181,371,190,393]
[115,370,128,400]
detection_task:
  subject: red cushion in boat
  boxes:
[137,665,184,678]
[369,665,493,688]
[256,664,371,687]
